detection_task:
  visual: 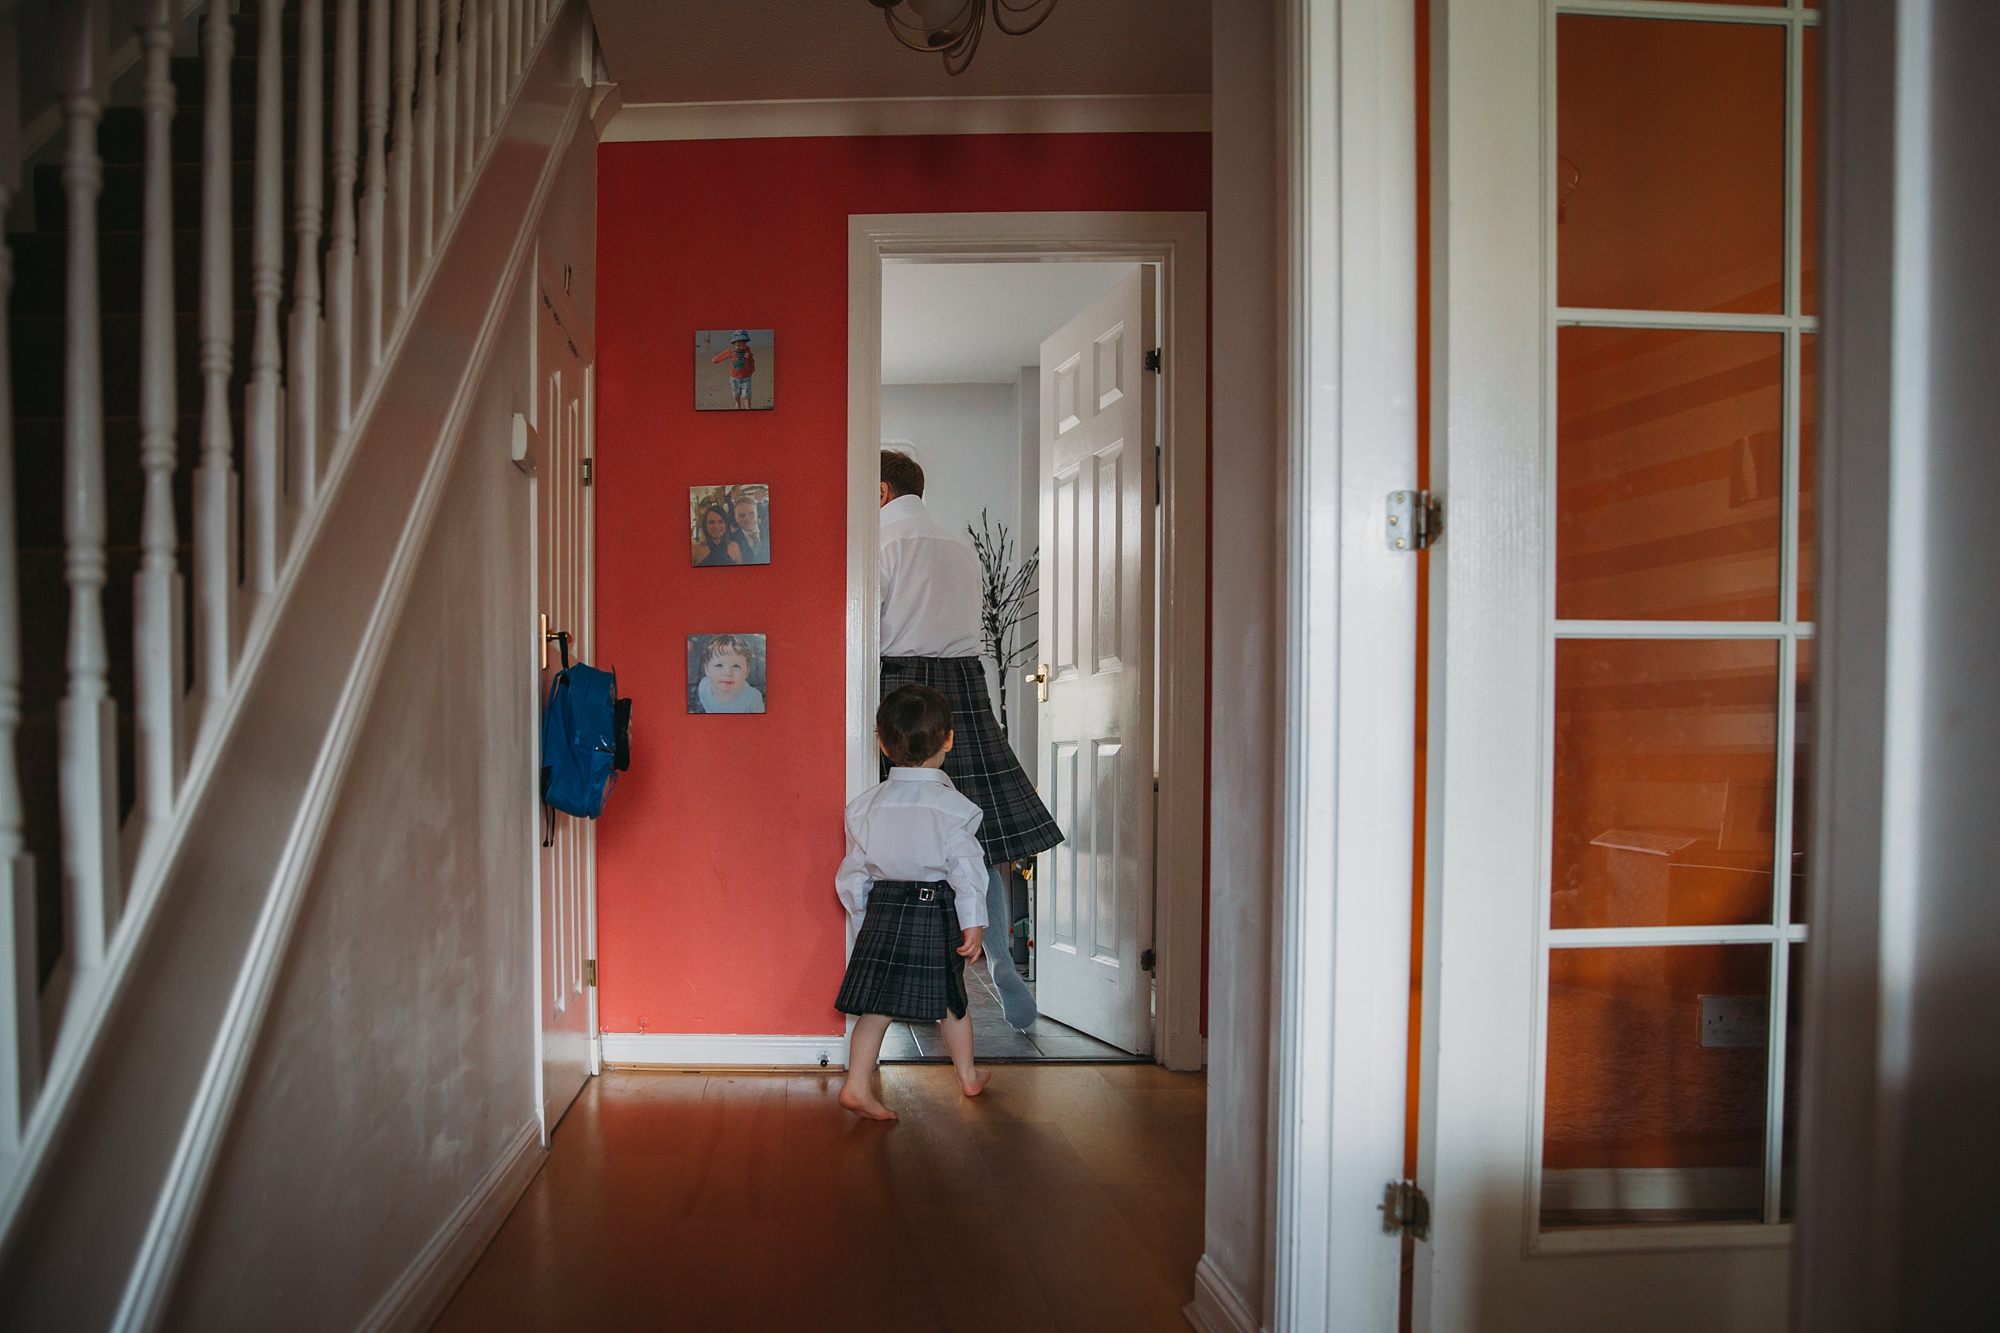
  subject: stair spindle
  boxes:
[416,0,439,269]
[291,0,326,513]
[246,0,285,598]
[495,0,510,105]
[329,0,359,432]
[362,0,389,370]
[56,0,120,973]
[440,0,460,220]
[196,0,238,708]
[470,0,485,183]
[392,0,416,315]
[0,0,41,1152]
[134,0,183,854]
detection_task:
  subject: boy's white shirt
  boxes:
[835,768,989,931]
[878,493,983,658]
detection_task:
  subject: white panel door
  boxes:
[1035,268,1154,1055]
[534,260,595,1140]
[1418,2,1810,1326]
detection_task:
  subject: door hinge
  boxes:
[1386,490,1440,551]
[1143,347,1162,373]
[581,457,594,486]
[1380,1180,1430,1240]
[1140,948,1156,972]
[585,959,597,987]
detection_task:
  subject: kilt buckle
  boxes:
[916,884,938,903]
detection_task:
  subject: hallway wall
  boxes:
[594,133,1209,1041]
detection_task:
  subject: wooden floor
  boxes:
[433,1065,1206,1333]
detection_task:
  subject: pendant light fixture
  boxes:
[867,0,1061,76]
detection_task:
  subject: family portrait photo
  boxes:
[686,633,768,714]
[688,483,771,566]
[694,328,775,411]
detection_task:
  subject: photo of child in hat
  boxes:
[695,328,775,410]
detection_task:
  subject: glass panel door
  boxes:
[1540,0,1818,1235]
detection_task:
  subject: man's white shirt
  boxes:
[834,767,989,930]
[879,493,983,658]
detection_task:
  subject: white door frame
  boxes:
[1269,0,1419,1330]
[846,211,1208,1072]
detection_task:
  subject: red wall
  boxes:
[595,133,1211,1036]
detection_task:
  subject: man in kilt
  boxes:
[877,451,1064,1031]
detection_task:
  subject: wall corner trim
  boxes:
[600,1032,849,1069]
[1189,1256,1264,1333]
[355,1119,546,1333]
[601,93,1211,143]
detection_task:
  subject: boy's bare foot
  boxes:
[960,1068,991,1098]
[838,1084,899,1121]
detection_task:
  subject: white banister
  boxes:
[195,0,236,707]
[0,0,41,1154]
[392,0,415,315]
[416,0,439,268]
[361,0,388,371]
[439,0,459,220]
[133,0,182,851]
[56,0,120,974]
[245,0,284,599]
[291,0,326,512]
[329,0,359,432]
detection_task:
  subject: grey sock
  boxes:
[985,862,1038,1031]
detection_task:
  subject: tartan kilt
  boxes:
[880,655,1064,865]
[835,882,969,1022]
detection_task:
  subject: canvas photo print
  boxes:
[687,633,767,714]
[695,329,775,411]
[689,483,771,566]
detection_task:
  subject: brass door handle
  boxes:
[1026,664,1050,703]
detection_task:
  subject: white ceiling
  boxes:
[881,262,1140,385]
[586,0,1210,105]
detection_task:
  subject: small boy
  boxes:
[710,329,756,409]
[834,683,990,1120]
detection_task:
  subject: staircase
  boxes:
[0,0,595,1325]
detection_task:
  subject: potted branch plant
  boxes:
[969,509,1039,742]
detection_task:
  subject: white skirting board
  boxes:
[1185,1255,1263,1333]
[355,1118,546,1333]
[599,1032,848,1069]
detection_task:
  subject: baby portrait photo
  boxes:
[688,483,771,566]
[694,328,775,411]
[686,633,767,714]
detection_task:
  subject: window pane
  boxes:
[1558,328,1785,621]
[1542,944,1771,1228]
[1558,17,1786,313]
[1802,25,1820,315]
[1791,639,1812,923]
[1798,332,1818,620]
[1553,638,1780,929]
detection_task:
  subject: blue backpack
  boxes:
[540,635,630,830]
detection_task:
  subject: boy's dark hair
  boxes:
[877,683,953,767]
[880,451,925,499]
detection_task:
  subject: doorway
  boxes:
[847,213,1208,1072]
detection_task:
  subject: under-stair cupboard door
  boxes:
[1418,2,1814,1328]
[1034,267,1155,1056]
[533,256,596,1141]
